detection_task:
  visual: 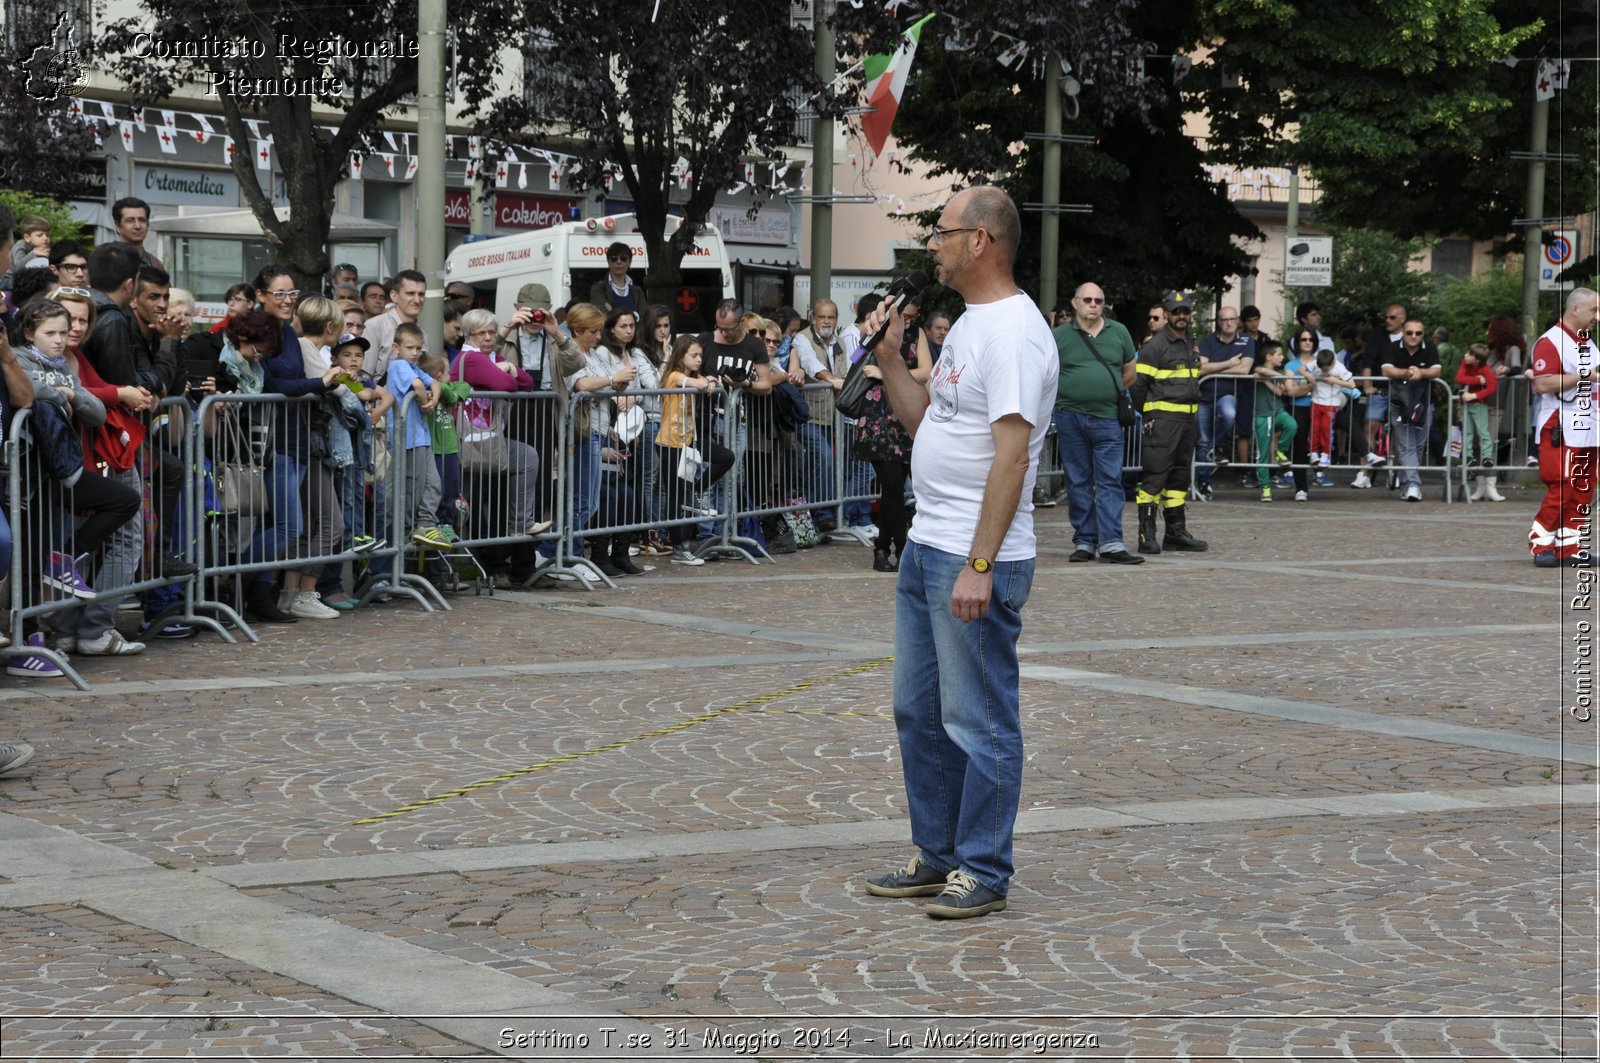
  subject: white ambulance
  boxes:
[441,213,735,332]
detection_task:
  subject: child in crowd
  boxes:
[384,323,453,549]
[328,333,391,560]
[1253,341,1298,502]
[1304,347,1356,467]
[656,335,732,566]
[418,350,471,532]
[1457,341,1503,501]
[4,216,52,289]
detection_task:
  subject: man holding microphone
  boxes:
[857,186,1057,919]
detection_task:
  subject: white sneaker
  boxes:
[1317,453,1332,467]
[77,629,146,656]
[290,591,340,619]
[1402,486,1422,502]
[1294,490,1309,502]
[1350,472,1372,489]
[278,587,297,613]
[1364,451,1387,467]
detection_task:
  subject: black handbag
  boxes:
[835,353,876,419]
[1082,331,1136,426]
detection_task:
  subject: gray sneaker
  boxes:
[0,742,35,777]
[925,868,1008,919]
[865,854,949,898]
[670,545,705,566]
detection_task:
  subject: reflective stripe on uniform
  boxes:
[1160,489,1187,508]
[1135,363,1200,379]
[1142,400,1199,414]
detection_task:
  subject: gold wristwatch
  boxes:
[968,556,992,574]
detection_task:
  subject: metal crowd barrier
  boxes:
[1184,373,1472,501]
[187,392,440,636]
[1458,372,1539,503]
[6,397,208,690]
[396,387,564,592]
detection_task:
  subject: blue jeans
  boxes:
[544,430,602,557]
[1392,409,1431,489]
[892,541,1033,895]
[1195,395,1237,486]
[794,422,836,520]
[246,451,305,582]
[1053,409,1129,552]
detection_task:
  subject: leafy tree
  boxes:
[1317,227,1435,331]
[96,0,518,289]
[1429,264,1558,344]
[0,7,102,201]
[0,190,88,245]
[1192,0,1593,241]
[463,0,816,296]
[839,0,1257,314]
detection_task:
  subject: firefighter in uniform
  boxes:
[1130,292,1247,553]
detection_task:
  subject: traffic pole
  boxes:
[415,0,447,347]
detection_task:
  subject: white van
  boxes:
[442,213,735,332]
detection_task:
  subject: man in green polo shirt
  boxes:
[1052,282,1144,564]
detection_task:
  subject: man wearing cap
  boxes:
[496,282,589,524]
[1130,292,1247,553]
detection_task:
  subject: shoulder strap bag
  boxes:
[1081,329,1137,426]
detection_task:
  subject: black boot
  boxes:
[591,538,625,578]
[243,580,299,623]
[611,539,646,575]
[1162,504,1209,552]
[1137,503,1162,554]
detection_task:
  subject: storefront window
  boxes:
[329,243,386,287]
[171,237,275,302]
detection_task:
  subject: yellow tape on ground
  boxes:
[353,656,893,825]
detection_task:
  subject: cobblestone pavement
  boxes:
[1,491,1596,1060]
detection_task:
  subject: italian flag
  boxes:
[860,13,937,157]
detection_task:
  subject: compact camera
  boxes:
[530,309,547,323]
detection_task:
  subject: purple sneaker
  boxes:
[6,634,66,679]
[42,552,95,600]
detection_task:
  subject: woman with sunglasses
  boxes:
[241,270,345,622]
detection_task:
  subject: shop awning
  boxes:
[150,208,399,241]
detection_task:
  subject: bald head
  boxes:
[956,185,1021,262]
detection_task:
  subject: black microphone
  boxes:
[858,270,931,359]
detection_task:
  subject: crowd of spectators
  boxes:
[1052,293,1541,513]
[0,194,1580,698]
[0,211,946,683]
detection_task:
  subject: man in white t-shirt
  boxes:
[1529,287,1599,566]
[858,186,1056,920]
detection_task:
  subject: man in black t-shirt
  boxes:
[692,300,776,541]
[696,299,774,394]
